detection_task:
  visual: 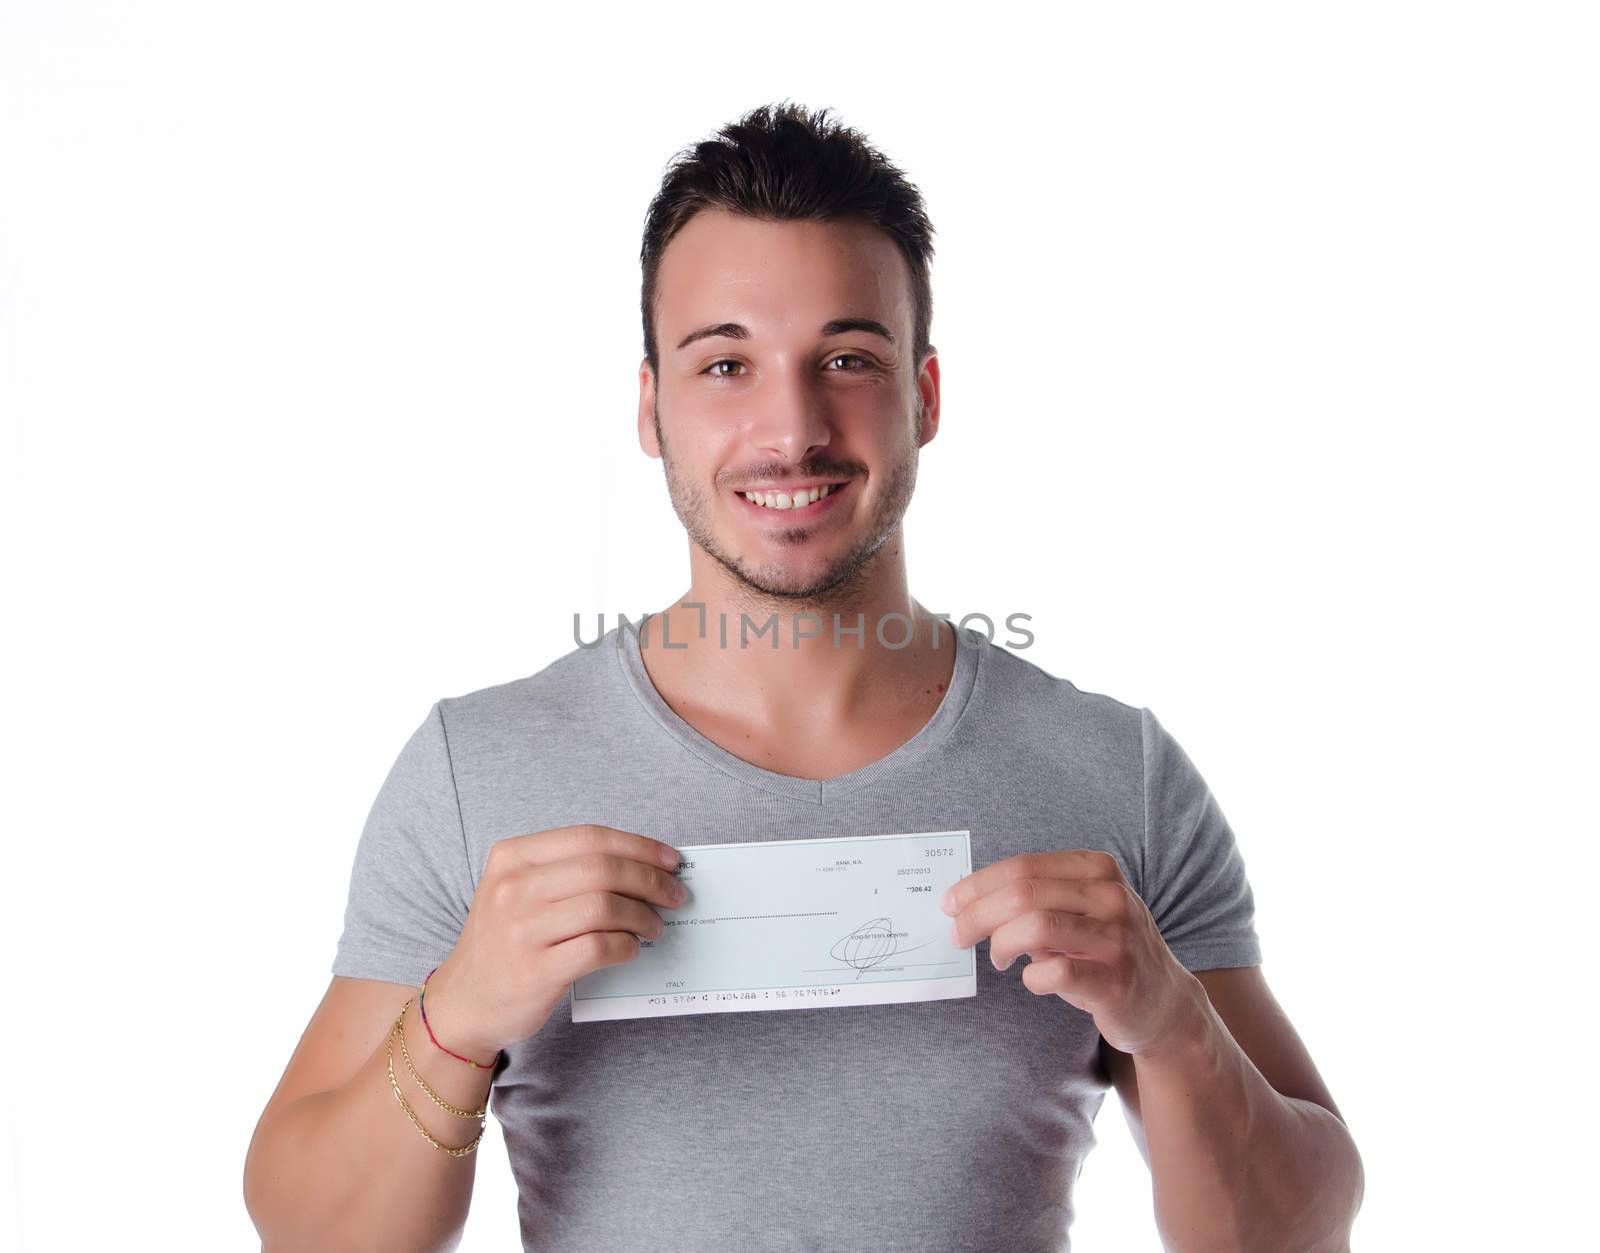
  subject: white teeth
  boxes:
[742,484,838,510]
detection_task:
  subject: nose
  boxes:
[744,364,832,464]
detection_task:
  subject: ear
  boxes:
[637,358,662,458]
[915,349,941,448]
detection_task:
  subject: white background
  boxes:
[3,3,1595,1249]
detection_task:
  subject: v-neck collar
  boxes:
[614,618,984,804]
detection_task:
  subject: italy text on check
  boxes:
[570,829,976,1023]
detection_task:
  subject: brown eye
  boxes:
[827,353,872,371]
[704,360,746,380]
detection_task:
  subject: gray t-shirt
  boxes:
[332,622,1262,1252]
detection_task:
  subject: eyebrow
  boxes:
[674,317,897,352]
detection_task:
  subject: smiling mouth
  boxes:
[735,480,851,511]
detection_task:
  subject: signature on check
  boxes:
[828,916,937,979]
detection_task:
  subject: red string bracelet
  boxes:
[419,966,503,1070]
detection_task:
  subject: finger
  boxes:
[545,928,647,982]
[536,890,669,950]
[521,849,687,913]
[1020,953,1112,1003]
[940,849,1125,917]
[492,823,681,872]
[987,910,1117,972]
[950,875,1122,950]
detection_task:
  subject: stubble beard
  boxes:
[653,405,918,615]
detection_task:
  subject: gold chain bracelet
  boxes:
[397,998,490,1119]
[386,1001,486,1157]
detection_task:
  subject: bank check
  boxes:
[570,829,975,1023]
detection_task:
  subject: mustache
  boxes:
[719,458,865,486]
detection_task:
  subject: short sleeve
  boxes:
[1139,706,1263,971]
[331,702,476,988]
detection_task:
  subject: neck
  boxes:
[638,532,952,732]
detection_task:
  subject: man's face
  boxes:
[638,206,940,603]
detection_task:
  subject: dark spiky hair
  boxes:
[639,100,936,376]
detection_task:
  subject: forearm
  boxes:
[1134,979,1364,1253]
[245,1001,495,1253]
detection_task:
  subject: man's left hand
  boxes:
[941,849,1204,1057]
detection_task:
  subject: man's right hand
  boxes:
[421,824,686,1059]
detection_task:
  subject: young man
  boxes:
[246,102,1364,1252]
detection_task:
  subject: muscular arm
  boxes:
[244,976,496,1253]
[1098,966,1365,1253]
